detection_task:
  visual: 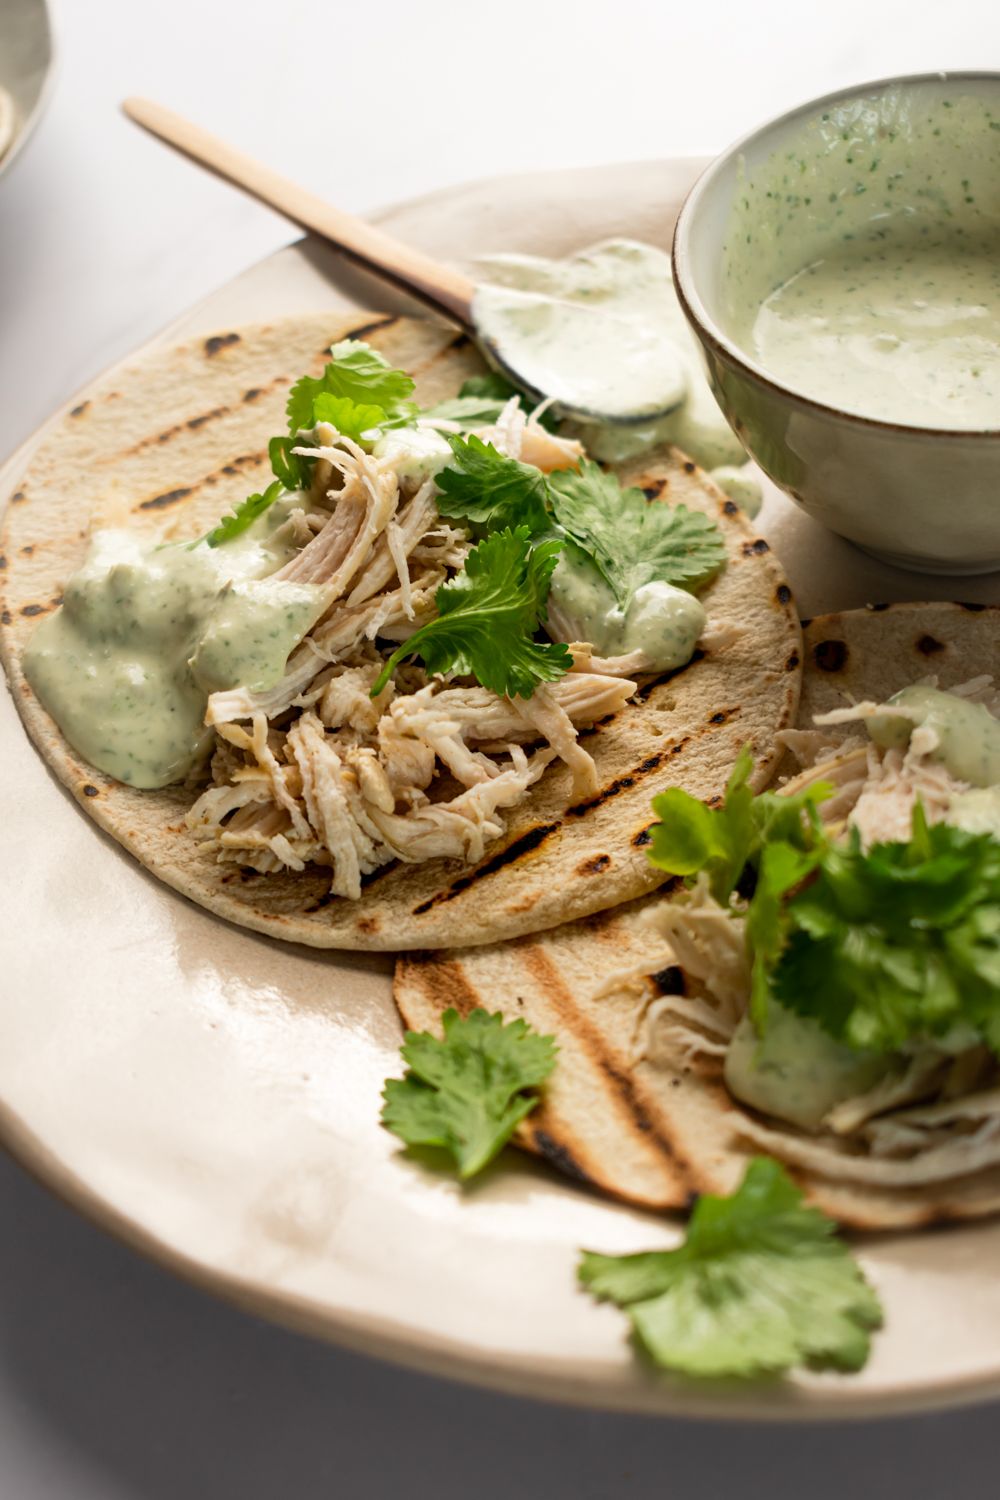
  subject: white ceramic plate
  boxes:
[4,158,1000,1419]
[0,0,54,178]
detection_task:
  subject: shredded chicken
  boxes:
[642,879,750,1020]
[592,676,1000,1194]
[187,408,642,892]
[730,1109,1000,1185]
[777,726,865,770]
[421,400,583,472]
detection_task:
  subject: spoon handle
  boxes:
[122,97,476,330]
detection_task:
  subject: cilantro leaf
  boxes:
[579,1158,882,1378]
[285,339,417,434]
[773,809,1000,1055]
[647,747,831,904]
[370,526,571,699]
[312,393,388,442]
[648,747,756,902]
[268,435,313,492]
[425,372,559,432]
[746,836,828,1030]
[268,339,418,490]
[548,460,726,607]
[204,480,284,548]
[435,434,551,536]
[381,1007,557,1178]
[425,394,515,427]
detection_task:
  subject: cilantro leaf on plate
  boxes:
[773,808,1000,1055]
[285,339,417,434]
[435,434,552,536]
[381,1007,557,1178]
[579,1158,882,1378]
[204,480,284,548]
[548,459,726,607]
[370,525,571,699]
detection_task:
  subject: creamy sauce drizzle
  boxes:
[472,240,758,507]
[725,1006,888,1132]
[867,684,1000,786]
[24,497,320,788]
[549,553,705,670]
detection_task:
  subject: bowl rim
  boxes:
[671,68,1000,442]
[0,0,57,184]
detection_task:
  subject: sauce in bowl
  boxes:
[720,88,1000,431]
[750,223,1000,428]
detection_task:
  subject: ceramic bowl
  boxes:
[0,0,55,181]
[672,72,1000,575]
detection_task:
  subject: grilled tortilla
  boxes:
[1,311,799,950]
[396,603,1000,1226]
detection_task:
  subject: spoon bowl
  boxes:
[123,98,680,430]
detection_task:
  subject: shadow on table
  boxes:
[0,1150,994,1500]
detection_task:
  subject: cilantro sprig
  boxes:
[268,435,312,492]
[381,1008,557,1178]
[267,339,419,492]
[370,526,571,699]
[203,480,284,548]
[285,338,417,435]
[435,434,551,537]
[648,746,831,904]
[548,460,726,607]
[648,755,1000,1054]
[774,809,1000,1054]
[580,1158,882,1378]
[424,372,559,432]
[431,443,725,609]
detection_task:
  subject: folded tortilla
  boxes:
[396,603,1000,1226]
[1,312,799,950]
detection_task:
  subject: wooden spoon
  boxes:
[122,97,685,425]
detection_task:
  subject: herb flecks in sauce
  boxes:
[23,498,320,788]
[752,226,1000,427]
[722,91,1000,429]
[472,241,754,491]
[867,685,1000,787]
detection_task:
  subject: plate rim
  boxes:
[4,160,1000,1420]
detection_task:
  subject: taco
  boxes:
[395,602,1000,1226]
[1,311,799,950]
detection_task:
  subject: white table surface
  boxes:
[3,0,1000,1493]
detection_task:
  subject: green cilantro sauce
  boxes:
[473,240,687,423]
[548,553,705,669]
[725,683,1000,1130]
[472,240,760,513]
[372,427,452,487]
[725,1006,888,1132]
[866,684,1000,787]
[23,496,320,788]
[750,227,1000,428]
[948,787,1000,839]
[722,92,1000,429]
